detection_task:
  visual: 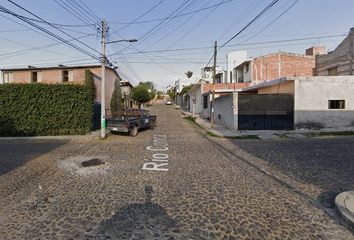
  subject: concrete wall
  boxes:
[316,28,354,76]
[294,76,354,128]
[226,51,247,83]
[188,84,203,115]
[214,93,237,129]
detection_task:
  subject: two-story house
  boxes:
[0,64,119,105]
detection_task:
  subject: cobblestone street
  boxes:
[0,103,353,239]
[214,136,354,209]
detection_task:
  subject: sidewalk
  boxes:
[0,130,104,141]
[179,108,354,140]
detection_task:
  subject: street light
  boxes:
[107,39,138,44]
[100,19,137,139]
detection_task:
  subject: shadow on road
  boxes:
[0,139,67,176]
[93,186,197,239]
[230,138,354,208]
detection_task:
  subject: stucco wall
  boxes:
[214,94,234,129]
[294,76,354,128]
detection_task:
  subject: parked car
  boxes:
[107,109,157,137]
[166,100,172,105]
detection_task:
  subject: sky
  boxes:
[0,0,354,90]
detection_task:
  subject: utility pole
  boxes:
[210,41,217,129]
[100,19,107,139]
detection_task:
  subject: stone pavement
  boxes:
[0,104,353,239]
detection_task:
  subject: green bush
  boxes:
[0,83,95,136]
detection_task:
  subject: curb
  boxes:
[335,191,354,232]
[0,134,99,141]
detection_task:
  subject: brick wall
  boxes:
[202,83,250,93]
[252,53,315,82]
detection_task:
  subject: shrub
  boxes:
[0,83,95,136]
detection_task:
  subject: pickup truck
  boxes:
[106,109,157,137]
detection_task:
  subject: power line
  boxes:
[52,0,99,31]
[141,0,212,51]
[112,0,195,55]
[112,34,346,55]
[75,0,101,21]
[0,9,95,27]
[6,0,100,55]
[110,0,165,34]
[66,0,100,22]
[220,0,279,48]
[0,4,99,60]
[203,0,280,67]
[107,0,237,25]
[239,0,299,44]
[0,33,95,59]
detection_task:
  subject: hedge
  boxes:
[0,83,95,136]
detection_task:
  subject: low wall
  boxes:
[214,93,237,130]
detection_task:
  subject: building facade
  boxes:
[234,49,321,84]
[316,28,354,76]
[0,64,119,105]
[226,51,248,83]
[242,76,354,129]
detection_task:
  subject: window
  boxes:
[62,70,73,82]
[203,95,208,108]
[229,71,232,83]
[328,100,345,109]
[245,63,249,72]
[31,71,41,83]
[2,72,13,83]
[328,67,338,76]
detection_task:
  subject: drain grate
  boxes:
[81,158,105,167]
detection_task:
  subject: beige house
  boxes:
[0,64,119,105]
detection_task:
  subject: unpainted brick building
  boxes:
[234,47,326,84]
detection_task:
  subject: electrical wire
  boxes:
[0,4,99,60]
[107,0,237,25]
[6,0,101,55]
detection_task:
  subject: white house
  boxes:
[214,76,354,130]
[226,51,248,83]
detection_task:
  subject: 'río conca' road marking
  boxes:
[142,134,169,171]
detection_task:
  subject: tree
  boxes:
[132,85,150,107]
[185,70,193,78]
[156,91,164,100]
[167,87,176,100]
[137,81,156,101]
[110,78,124,116]
[84,69,96,103]
[180,84,193,96]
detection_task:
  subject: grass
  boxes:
[306,131,354,138]
[184,115,196,123]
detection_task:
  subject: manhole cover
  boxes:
[81,158,105,167]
